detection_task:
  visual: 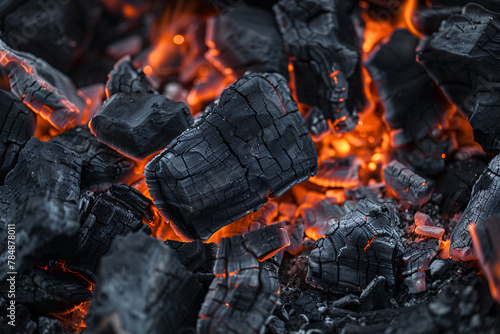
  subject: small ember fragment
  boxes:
[414,211,435,227]
[105,55,154,97]
[415,226,445,239]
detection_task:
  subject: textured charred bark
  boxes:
[273,0,363,131]
[0,138,82,279]
[105,56,153,97]
[307,199,402,293]
[0,89,36,185]
[166,240,218,284]
[197,223,289,334]
[450,155,500,261]
[145,72,317,241]
[402,239,441,294]
[86,233,205,334]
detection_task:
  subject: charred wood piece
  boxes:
[206,4,288,78]
[450,155,500,261]
[415,226,445,239]
[414,6,462,35]
[86,233,205,334]
[307,199,402,293]
[383,160,434,208]
[90,92,193,160]
[51,126,134,192]
[0,138,81,279]
[305,107,329,141]
[105,56,153,97]
[166,240,218,284]
[402,239,440,294]
[145,72,317,241]
[273,0,363,131]
[470,90,500,154]
[197,223,289,334]
[0,89,36,185]
[309,156,362,188]
[365,29,446,146]
[0,39,86,130]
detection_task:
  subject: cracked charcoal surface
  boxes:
[383,160,434,208]
[402,239,441,294]
[309,156,362,188]
[0,89,36,185]
[307,199,403,293]
[450,155,500,261]
[105,56,153,97]
[242,221,290,260]
[90,92,194,160]
[365,29,446,146]
[197,224,289,334]
[145,72,317,241]
[0,39,86,130]
[305,106,329,141]
[63,184,154,281]
[50,126,134,192]
[206,4,288,78]
[273,0,363,132]
[86,233,205,334]
[0,138,81,279]
[417,4,500,116]
[470,90,500,154]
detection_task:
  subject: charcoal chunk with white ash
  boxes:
[90,92,193,160]
[145,72,317,241]
[0,89,36,185]
[197,223,289,334]
[402,239,441,294]
[86,233,205,334]
[105,56,153,97]
[307,199,403,293]
[0,138,82,279]
[450,155,500,261]
[50,126,134,192]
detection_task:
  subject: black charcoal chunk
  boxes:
[242,222,290,260]
[86,233,205,334]
[305,107,329,140]
[402,239,441,294]
[470,90,500,154]
[0,89,35,184]
[0,302,36,334]
[64,184,154,281]
[307,199,402,293]
[90,92,193,160]
[417,4,500,116]
[145,72,317,241]
[383,160,434,208]
[0,39,86,130]
[365,29,446,146]
[273,0,363,131]
[206,4,288,78]
[414,6,462,35]
[450,155,500,261]
[197,224,289,334]
[0,138,82,279]
[37,317,65,334]
[359,276,390,312]
[51,126,134,192]
[299,199,355,240]
[105,56,153,97]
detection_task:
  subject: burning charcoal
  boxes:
[417,4,500,116]
[197,223,290,334]
[450,155,500,261]
[205,4,288,77]
[0,267,91,315]
[37,317,65,334]
[305,107,329,141]
[105,56,153,97]
[359,276,390,311]
[310,156,362,188]
[273,0,363,131]
[285,219,305,255]
[86,233,205,334]
[365,29,446,146]
[415,226,445,239]
[51,126,134,192]
[0,138,81,279]
[90,92,194,160]
[63,184,154,281]
[331,295,361,311]
[383,160,434,208]
[166,239,218,283]
[402,239,440,294]
[470,216,500,304]
[307,199,403,293]
[470,90,500,154]
[414,212,434,227]
[435,157,487,218]
[0,89,36,185]
[145,72,317,241]
[0,39,86,130]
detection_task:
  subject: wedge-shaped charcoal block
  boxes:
[0,138,81,279]
[402,239,441,294]
[0,39,86,130]
[307,199,402,293]
[0,89,36,184]
[86,233,205,334]
[105,56,153,97]
[90,92,193,160]
[64,184,154,281]
[197,224,289,334]
[365,29,446,146]
[450,155,500,261]
[166,240,218,283]
[417,4,500,116]
[471,90,500,154]
[273,0,363,131]
[145,72,317,241]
